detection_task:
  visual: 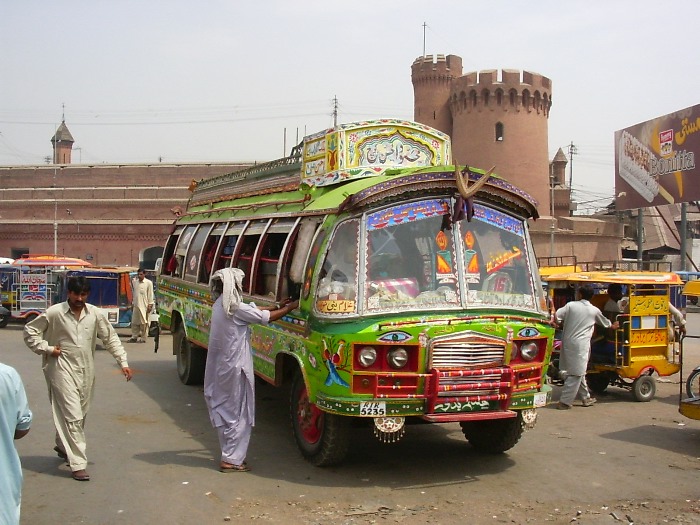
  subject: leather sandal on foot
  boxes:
[71,469,90,481]
[219,463,250,473]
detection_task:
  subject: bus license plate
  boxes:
[533,392,547,407]
[359,401,386,416]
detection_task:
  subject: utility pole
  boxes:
[567,141,577,216]
[332,96,338,127]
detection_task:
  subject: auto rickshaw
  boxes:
[679,280,700,420]
[544,271,684,402]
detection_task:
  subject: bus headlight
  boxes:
[358,346,377,367]
[387,347,409,369]
[519,342,539,361]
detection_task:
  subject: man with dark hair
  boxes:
[603,283,624,322]
[24,276,133,481]
[553,285,619,410]
[129,268,154,343]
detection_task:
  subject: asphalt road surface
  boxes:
[3,317,700,525]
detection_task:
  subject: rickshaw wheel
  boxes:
[632,375,656,402]
[586,373,609,394]
[0,315,8,328]
[686,369,700,399]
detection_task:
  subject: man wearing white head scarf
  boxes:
[204,268,298,472]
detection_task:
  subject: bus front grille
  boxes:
[430,332,506,369]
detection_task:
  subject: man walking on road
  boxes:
[129,268,154,343]
[553,285,619,409]
[24,276,133,481]
[0,361,32,524]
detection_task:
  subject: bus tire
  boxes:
[632,375,656,402]
[24,313,38,324]
[0,315,8,328]
[174,321,205,385]
[460,412,525,453]
[290,371,350,467]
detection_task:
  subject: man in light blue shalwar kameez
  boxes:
[204,268,297,472]
[0,362,32,525]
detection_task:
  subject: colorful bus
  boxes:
[0,254,91,324]
[157,119,554,465]
[65,267,137,328]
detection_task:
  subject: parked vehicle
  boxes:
[65,267,136,327]
[544,271,684,402]
[157,119,554,465]
[680,280,700,420]
[0,254,91,325]
[676,271,700,305]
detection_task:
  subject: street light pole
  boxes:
[549,172,555,257]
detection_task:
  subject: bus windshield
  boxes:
[317,198,541,315]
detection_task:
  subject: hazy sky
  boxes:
[1,1,698,213]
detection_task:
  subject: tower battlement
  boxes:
[411,54,463,82]
[451,69,552,116]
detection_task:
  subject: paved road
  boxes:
[3,317,700,524]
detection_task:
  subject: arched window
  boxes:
[522,89,531,110]
[495,122,504,142]
[534,91,542,113]
[509,89,517,106]
[459,91,467,111]
[469,90,477,108]
[482,89,490,107]
[495,89,503,106]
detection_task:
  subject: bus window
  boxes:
[183,224,213,283]
[215,222,247,272]
[234,220,269,293]
[162,226,184,276]
[173,225,197,279]
[315,220,359,314]
[199,223,226,284]
[364,199,460,312]
[458,206,534,299]
[254,218,298,297]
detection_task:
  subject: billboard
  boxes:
[615,104,698,211]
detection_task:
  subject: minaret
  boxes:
[51,120,75,164]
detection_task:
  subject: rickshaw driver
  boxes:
[552,285,620,409]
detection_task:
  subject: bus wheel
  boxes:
[0,315,8,328]
[460,412,525,453]
[24,313,38,324]
[290,371,349,466]
[632,375,656,402]
[174,321,205,385]
[586,373,609,394]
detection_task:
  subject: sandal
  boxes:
[219,463,250,473]
[71,469,90,481]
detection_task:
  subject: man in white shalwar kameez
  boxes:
[554,285,618,409]
[205,268,297,472]
[129,268,154,343]
[24,276,133,481]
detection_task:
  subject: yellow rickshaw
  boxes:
[679,280,700,420]
[544,271,684,402]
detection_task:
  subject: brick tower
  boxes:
[51,120,74,164]
[412,56,552,214]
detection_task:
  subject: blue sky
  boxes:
[1,0,698,213]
